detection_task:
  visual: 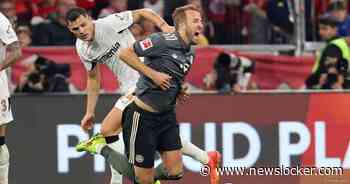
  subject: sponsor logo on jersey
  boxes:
[140,38,153,50]
[93,41,121,64]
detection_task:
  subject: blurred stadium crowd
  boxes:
[2,0,350,93]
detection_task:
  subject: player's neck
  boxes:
[178,30,191,47]
[89,23,96,42]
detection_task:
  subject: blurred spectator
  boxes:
[143,0,164,17]
[0,0,17,25]
[306,14,349,89]
[76,0,96,12]
[32,0,56,19]
[163,0,186,25]
[244,0,269,44]
[266,0,294,43]
[91,0,109,18]
[31,0,76,45]
[328,0,350,36]
[204,52,256,93]
[16,24,32,47]
[206,0,228,44]
[16,56,71,93]
[98,0,127,18]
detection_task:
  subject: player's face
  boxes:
[185,10,203,44]
[67,15,94,41]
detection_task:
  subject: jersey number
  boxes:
[179,56,193,73]
[1,99,8,112]
[179,63,190,73]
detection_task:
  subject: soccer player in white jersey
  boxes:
[66,7,220,184]
[0,12,22,184]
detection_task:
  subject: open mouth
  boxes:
[81,34,88,39]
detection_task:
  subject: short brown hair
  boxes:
[66,7,88,23]
[172,4,200,29]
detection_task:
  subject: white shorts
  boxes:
[0,98,13,126]
[114,95,134,111]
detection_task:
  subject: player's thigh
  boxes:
[134,166,154,184]
[100,108,123,136]
[157,115,182,154]
[122,102,157,168]
[158,119,183,174]
[100,95,133,135]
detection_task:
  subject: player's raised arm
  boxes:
[131,8,174,33]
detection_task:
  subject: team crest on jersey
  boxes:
[140,38,153,50]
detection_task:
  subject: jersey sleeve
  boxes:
[101,11,133,32]
[0,13,18,45]
[133,33,166,57]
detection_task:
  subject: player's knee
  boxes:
[167,163,183,179]
[100,125,111,136]
[100,124,118,137]
[134,168,154,184]
[135,175,154,184]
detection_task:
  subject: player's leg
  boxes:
[180,137,221,184]
[124,102,158,184]
[99,95,133,184]
[0,97,13,184]
[100,94,133,137]
[0,126,8,184]
[134,166,154,184]
[155,115,184,181]
[107,133,124,184]
[157,150,183,180]
[102,94,135,183]
[180,137,209,164]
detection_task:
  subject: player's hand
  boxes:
[177,85,190,104]
[81,113,95,132]
[161,25,175,33]
[150,71,172,90]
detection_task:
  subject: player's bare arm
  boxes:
[81,64,101,131]
[131,8,174,33]
[119,46,171,90]
[0,41,21,71]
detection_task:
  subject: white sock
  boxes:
[0,145,9,184]
[107,134,124,184]
[180,138,209,164]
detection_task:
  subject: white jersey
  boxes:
[76,11,140,94]
[0,13,18,98]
